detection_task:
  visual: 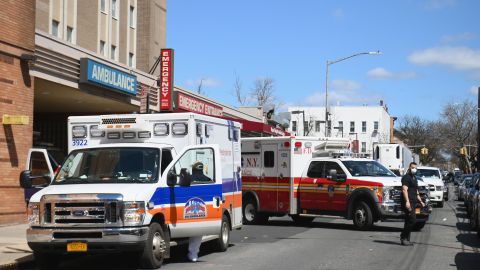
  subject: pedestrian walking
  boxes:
[400,162,425,246]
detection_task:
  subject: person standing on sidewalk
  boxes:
[400,162,425,246]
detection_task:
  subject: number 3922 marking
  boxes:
[72,139,88,146]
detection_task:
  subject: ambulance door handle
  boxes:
[213,196,221,208]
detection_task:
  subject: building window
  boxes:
[51,20,59,37]
[362,121,367,133]
[111,45,117,60]
[374,121,379,131]
[129,6,135,28]
[292,121,297,132]
[111,0,117,18]
[315,121,321,132]
[350,121,355,133]
[100,40,106,56]
[128,53,135,67]
[304,121,309,134]
[338,121,343,131]
[66,26,74,42]
[361,142,366,153]
[100,0,106,13]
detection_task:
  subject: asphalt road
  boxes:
[21,184,480,270]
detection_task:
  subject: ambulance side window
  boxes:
[161,149,173,175]
[307,161,325,178]
[171,148,215,186]
[264,151,275,168]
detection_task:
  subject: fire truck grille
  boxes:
[101,118,137,125]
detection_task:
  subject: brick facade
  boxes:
[0,0,36,224]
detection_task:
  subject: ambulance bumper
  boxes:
[27,226,149,253]
[378,203,431,222]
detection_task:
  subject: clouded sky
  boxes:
[167,0,479,121]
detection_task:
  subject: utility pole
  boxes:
[477,87,480,171]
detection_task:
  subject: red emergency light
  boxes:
[284,142,290,147]
[294,142,302,148]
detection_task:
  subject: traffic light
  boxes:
[421,147,429,155]
[460,147,467,156]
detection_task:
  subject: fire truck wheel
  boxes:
[214,214,231,252]
[34,251,59,270]
[413,221,426,231]
[140,222,167,269]
[352,201,373,230]
[243,199,268,225]
[290,215,315,225]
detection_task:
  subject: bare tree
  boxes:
[437,100,477,172]
[233,73,246,106]
[251,77,275,109]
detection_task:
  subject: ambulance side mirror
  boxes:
[20,170,33,188]
[327,169,337,181]
[167,170,177,187]
[178,168,192,187]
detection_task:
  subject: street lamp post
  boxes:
[324,51,382,137]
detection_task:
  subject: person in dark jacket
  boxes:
[191,162,212,183]
[400,162,425,246]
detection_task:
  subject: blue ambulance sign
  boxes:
[80,58,137,95]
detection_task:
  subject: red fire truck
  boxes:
[241,137,431,230]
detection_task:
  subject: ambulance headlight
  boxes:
[153,123,169,136]
[90,125,105,137]
[172,123,188,135]
[27,202,40,226]
[122,201,145,226]
[72,126,87,138]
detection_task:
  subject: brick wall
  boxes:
[0,0,36,225]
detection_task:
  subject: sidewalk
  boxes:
[0,224,33,270]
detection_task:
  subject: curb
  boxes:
[0,255,34,270]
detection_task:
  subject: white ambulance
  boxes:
[242,137,431,230]
[20,113,242,269]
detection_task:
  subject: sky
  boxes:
[166,0,479,121]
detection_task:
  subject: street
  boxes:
[17,185,480,270]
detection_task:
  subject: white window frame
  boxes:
[129,5,136,28]
[350,121,355,133]
[100,0,107,14]
[51,20,60,37]
[362,121,367,133]
[361,142,367,153]
[111,0,118,19]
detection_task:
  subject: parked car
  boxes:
[469,175,480,230]
[458,175,474,201]
[454,171,464,186]
[417,166,445,207]
[465,174,480,215]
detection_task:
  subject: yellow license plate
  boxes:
[415,208,420,214]
[67,242,87,252]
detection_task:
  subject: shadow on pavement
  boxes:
[454,252,480,270]
[262,219,402,233]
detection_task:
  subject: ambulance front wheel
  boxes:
[214,214,230,252]
[243,198,268,225]
[140,222,168,269]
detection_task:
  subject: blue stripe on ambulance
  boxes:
[150,184,222,205]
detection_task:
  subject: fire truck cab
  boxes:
[241,136,431,230]
[20,113,242,269]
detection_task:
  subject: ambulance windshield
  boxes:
[342,160,396,177]
[53,147,160,184]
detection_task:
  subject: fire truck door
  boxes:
[325,161,348,211]
[299,161,329,210]
[261,144,278,212]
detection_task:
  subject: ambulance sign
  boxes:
[159,49,174,111]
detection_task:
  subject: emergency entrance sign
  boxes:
[159,49,174,111]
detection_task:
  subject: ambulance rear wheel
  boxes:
[140,222,167,269]
[352,201,373,230]
[243,199,268,225]
[214,214,230,252]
